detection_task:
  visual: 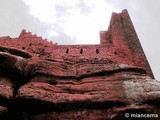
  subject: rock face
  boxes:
[0,9,159,120]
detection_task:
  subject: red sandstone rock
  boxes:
[0,9,159,120]
[15,72,155,112]
[0,50,28,76]
[0,106,7,115]
[0,76,14,100]
[31,105,155,120]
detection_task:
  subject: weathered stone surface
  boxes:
[31,105,155,120]
[30,59,76,77]
[15,73,160,113]
[0,106,8,114]
[0,46,32,58]
[0,9,159,120]
[16,71,145,106]
[0,76,14,101]
[0,51,28,78]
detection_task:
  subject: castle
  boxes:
[0,9,153,78]
[0,9,159,120]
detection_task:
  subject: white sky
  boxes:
[0,0,159,80]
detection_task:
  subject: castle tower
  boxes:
[100,9,154,78]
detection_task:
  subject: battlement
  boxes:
[19,29,45,40]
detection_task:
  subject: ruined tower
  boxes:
[0,10,160,120]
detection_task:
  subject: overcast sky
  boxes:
[0,0,159,80]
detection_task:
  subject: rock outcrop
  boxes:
[0,9,159,120]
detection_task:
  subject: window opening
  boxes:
[80,49,83,54]
[96,49,99,54]
[66,49,69,53]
